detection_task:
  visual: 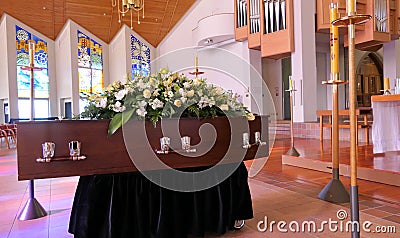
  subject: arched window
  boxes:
[131,35,150,78]
[78,30,104,113]
[15,25,49,118]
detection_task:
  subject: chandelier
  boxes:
[111,0,145,28]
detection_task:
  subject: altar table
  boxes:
[371,95,400,153]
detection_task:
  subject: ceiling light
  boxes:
[111,0,145,29]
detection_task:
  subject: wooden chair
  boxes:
[0,124,16,148]
[0,128,10,149]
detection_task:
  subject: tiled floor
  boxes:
[0,134,399,237]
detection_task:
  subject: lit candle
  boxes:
[384,77,390,91]
[194,56,198,69]
[28,41,35,66]
[347,0,355,15]
[330,3,339,74]
[289,76,293,89]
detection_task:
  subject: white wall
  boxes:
[158,0,233,55]
[0,15,9,101]
[156,0,272,115]
[291,0,317,122]
[0,16,8,123]
[262,58,282,119]
[55,22,73,117]
[1,14,57,119]
[109,25,156,83]
[55,20,110,116]
[109,27,130,83]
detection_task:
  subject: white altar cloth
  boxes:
[372,100,400,153]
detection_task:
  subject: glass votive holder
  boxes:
[255,132,261,143]
[242,133,249,146]
[42,142,55,161]
[69,141,81,160]
[181,136,191,151]
[160,137,170,152]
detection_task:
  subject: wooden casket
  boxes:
[17,116,269,180]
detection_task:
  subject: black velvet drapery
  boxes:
[69,162,253,238]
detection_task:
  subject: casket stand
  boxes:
[17,116,269,238]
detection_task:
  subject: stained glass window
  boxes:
[131,35,150,78]
[78,30,103,113]
[15,25,49,118]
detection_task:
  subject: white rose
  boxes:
[220,104,229,111]
[149,78,157,86]
[143,89,151,99]
[247,113,255,121]
[174,99,182,107]
[187,90,195,98]
[215,87,223,94]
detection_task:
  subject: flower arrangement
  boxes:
[79,68,254,135]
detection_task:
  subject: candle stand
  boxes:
[189,56,204,77]
[285,84,299,157]
[318,80,349,203]
[318,3,349,203]
[18,41,47,221]
[332,1,371,237]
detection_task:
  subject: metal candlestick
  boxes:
[332,1,371,236]
[285,84,299,157]
[18,41,47,221]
